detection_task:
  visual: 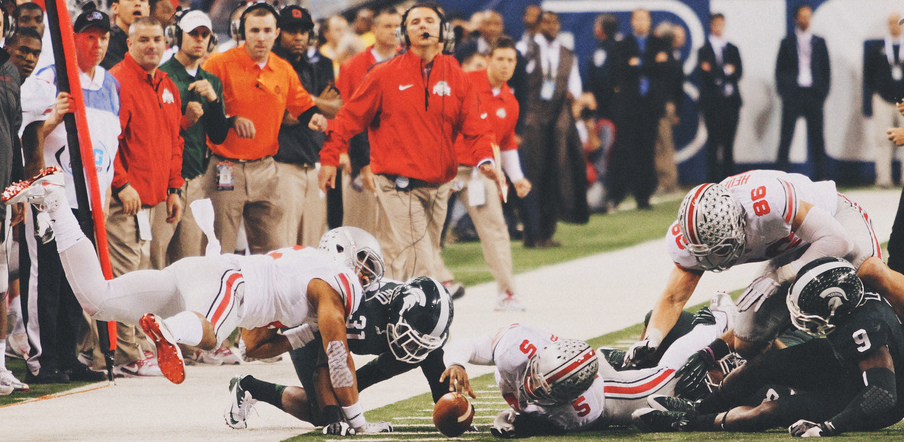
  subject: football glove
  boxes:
[490,409,517,438]
[622,338,659,369]
[674,339,731,400]
[789,419,834,437]
[737,275,780,312]
[323,421,355,436]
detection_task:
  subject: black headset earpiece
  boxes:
[237,1,280,41]
[2,1,16,40]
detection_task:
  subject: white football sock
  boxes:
[49,205,86,252]
[163,311,204,347]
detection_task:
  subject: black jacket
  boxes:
[697,39,743,108]
[775,32,830,100]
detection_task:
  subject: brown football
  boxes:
[433,392,474,437]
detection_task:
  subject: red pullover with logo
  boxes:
[321,50,492,184]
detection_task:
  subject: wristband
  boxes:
[645,327,664,348]
[283,323,317,350]
[342,402,366,429]
[167,187,183,197]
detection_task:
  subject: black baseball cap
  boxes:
[74,6,111,33]
[278,5,314,31]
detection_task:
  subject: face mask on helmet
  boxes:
[787,257,864,338]
[386,276,453,363]
[318,227,385,291]
[678,183,747,271]
[519,339,598,406]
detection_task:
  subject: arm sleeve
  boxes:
[321,69,383,166]
[443,335,495,367]
[500,149,525,182]
[203,78,229,145]
[460,78,494,166]
[111,96,131,190]
[168,91,185,189]
[823,366,897,435]
[779,205,853,283]
[421,349,452,403]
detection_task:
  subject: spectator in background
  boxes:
[585,13,618,121]
[351,8,374,47]
[335,6,401,235]
[652,22,683,194]
[518,11,588,248]
[101,0,149,69]
[149,0,176,26]
[155,10,227,267]
[273,5,341,247]
[13,2,49,71]
[154,9,233,365]
[454,10,503,64]
[202,3,324,255]
[108,17,183,377]
[698,12,742,183]
[775,4,830,180]
[4,29,43,390]
[18,7,116,384]
[319,15,359,80]
[865,12,904,188]
[606,8,671,212]
[438,37,532,310]
[319,2,497,283]
[516,4,541,54]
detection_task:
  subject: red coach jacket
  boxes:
[321,50,493,184]
[110,53,184,205]
[455,70,519,167]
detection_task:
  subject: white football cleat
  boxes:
[2,166,65,212]
[225,374,257,429]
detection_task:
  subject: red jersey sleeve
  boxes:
[458,76,494,164]
[321,66,384,166]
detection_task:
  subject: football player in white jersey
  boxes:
[441,310,731,437]
[624,169,904,369]
[2,169,381,434]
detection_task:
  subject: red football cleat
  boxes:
[139,313,185,384]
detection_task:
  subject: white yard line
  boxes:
[3,188,899,441]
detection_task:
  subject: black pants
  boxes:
[776,88,826,180]
[607,96,660,206]
[20,211,83,373]
[703,101,740,182]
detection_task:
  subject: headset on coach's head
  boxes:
[165,8,218,52]
[235,1,280,40]
[395,3,454,53]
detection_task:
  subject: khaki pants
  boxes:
[105,199,158,365]
[276,162,327,247]
[342,174,377,234]
[435,166,515,294]
[654,103,679,193]
[202,155,287,255]
[373,174,451,281]
[149,177,207,269]
[872,95,904,187]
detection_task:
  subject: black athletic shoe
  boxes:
[632,408,689,432]
[66,363,108,382]
[25,368,70,384]
[648,395,698,414]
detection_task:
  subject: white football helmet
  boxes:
[787,257,864,337]
[318,227,385,291]
[677,183,746,271]
[520,339,598,406]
